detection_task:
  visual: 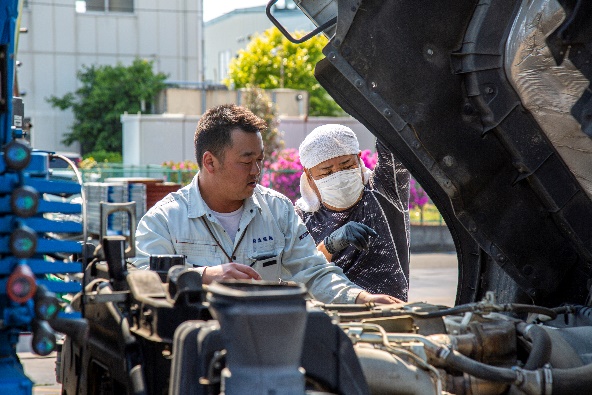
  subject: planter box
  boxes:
[410,225,455,253]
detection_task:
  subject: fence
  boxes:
[72,164,443,225]
[76,163,198,184]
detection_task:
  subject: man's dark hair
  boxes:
[194,104,267,167]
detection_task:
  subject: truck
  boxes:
[7,0,592,394]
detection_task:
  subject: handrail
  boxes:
[266,0,337,44]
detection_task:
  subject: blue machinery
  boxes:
[0,0,84,392]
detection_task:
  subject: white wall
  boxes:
[18,1,202,153]
[122,114,200,166]
[122,114,376,166]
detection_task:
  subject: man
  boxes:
[134,104,400,304]
[296,124,411,300]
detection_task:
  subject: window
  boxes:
[218,50,232,82]
[77,0,134,13]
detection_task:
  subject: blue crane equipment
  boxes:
[0,1,84,393]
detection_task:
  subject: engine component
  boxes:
[207,281,309,394]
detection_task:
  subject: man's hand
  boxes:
[355,291,404,304]
[202,262,262,284]
[323,222,378,255]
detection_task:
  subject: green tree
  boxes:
[47,59,168,155]
[225,27,344,117]
[242,86,284,159]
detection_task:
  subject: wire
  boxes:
[50,154,88,304]
[337,302,558,321]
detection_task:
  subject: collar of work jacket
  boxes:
[186,173,262,220]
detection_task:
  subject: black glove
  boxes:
[323,222,378,255]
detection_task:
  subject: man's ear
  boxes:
[202,151,217,174]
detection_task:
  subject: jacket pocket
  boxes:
[173,239,221,266]
[254,254,278,267]
[250,251,281,280]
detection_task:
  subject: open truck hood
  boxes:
[271,0,592,306]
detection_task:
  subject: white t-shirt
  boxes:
[211,206,244,242]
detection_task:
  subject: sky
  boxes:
[203,0,269,22]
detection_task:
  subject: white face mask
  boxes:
[313,167,364,209]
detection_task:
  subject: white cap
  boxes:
[299,124,360,169]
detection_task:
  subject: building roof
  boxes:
[205,5,303,27]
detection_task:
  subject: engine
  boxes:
[58,239,592,394]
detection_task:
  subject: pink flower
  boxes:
[409,177,429,209]
[360,150,378,170]
[262,148,303,202]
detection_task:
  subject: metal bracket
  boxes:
[84,291,129,304]
[99,201,137,258]
[333,1,361,47]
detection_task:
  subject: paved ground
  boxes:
[408,252,458,306]
[19,252,458,394]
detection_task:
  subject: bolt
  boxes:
[427,48,434,56]
[351,5,357,11]
[355,79,363,88]
[383,108,393,117]
[485,87,494,94]
[497,254,506,263]
[328,52,336,61]
[469,224,477,232]
[334,39,341,47]
[413,141,420,149]
[443,155,454,167]
[444,180,452,187]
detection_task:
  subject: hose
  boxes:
[434,346,519,383]
[516,323,552,370]
[506,304,557,320]
[552,363,592,394]
[337,302,558,320]
[422,341,592,394]
[349,329,520,384]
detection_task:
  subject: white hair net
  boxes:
[299,124,360,169]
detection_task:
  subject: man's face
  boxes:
[214,129,264,202]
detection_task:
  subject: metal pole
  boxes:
[197,0,205,82]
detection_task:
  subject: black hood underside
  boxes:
[311,0,592,306]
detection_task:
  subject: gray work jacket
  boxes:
[134,174,363,303]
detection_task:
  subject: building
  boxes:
[121,4,376,166]
[17,0,204,153]
[204,3,315,83]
